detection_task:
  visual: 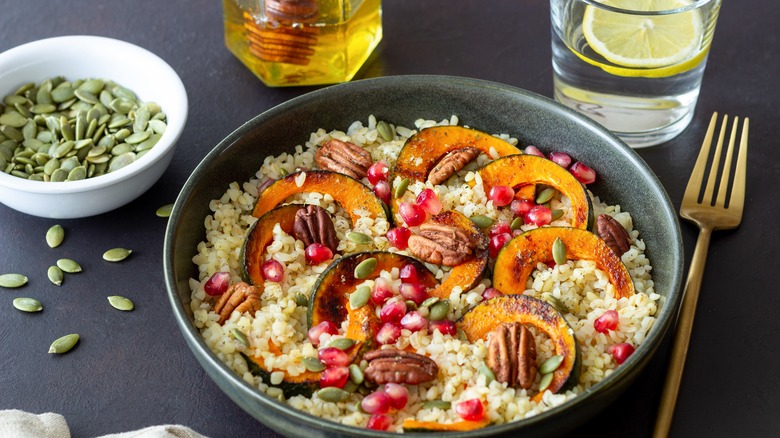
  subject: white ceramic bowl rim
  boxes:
[0,35,188,194]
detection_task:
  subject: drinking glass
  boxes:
[551,0,721,148]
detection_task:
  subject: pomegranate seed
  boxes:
[371,277,394,306]
[608,342,635,364]
[305,243,333,265]
[380,300,407,324]
[373,180,391,205]
[489,232,512,258]
[318,347,351,367]
[376,322,402,345]
[367,161,389,185]
[570,161,597,184]
[399,282,428,305]
[384,383,409,409]
[261,259,284,282]
[366,414,392,431]
[510,199,535,216]
[482,287,502,300]
[307,321,339,346]
[361,390,391,414]
[429,319,457,336]
[548,151,572,168]
[489,221,511,238]
[399,263,419,284]
[386,227,411,250]
[400,310,427,331]
[455,398,485,421]
[399,202,427,227]
[320,365,349,388]
[416,188,442,215]
[594,309,620,333]
[524,145,545,157]
[488,185,515,207]
[525,205,552,227]
[204,271,231,296]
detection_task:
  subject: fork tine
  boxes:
[683,112,719,203]
[702,114,728,205]
[715,117,738,207]
[729,118,749,213]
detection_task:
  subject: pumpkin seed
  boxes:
[394,177,410,198]
[538,372,554,392]
[48,333,79,354]
[47,266,64,286]
[103,247,132,262]
[108,295,134,311]
[552,237,567,266]
[510,216,524,230]
[294,292,308,307]
[422,400,451,410]
[328,338,356,350]
[376,120,393,142]
[470,215,493,229]
[536,187,556,204]
[542,293,569,314]
[302,357,326,372]
[405,300,418,310]
[353,257,377,279]
[477,363,495,384]
[0,112,27,127]
[551,209,564,221]
[539,354,565,375]
[349,285,371,309]
[230,328,249,347]
[346,231,373,245]
[13,297,43,313]
[56,258,82,273]
[316,387,350,403]
[0,273,28,288]
[342,380,360,393]
[46,224,65,248]
[348,364,364,385]
[457,328,469,342]
[420,297,439,308]
[428,299,451,321]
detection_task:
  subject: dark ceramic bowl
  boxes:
[164,75,683,437]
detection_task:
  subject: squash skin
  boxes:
[457,294,581,401]
[241,352,319,399]
[476,154,594,230]
[402,418,491,432]
[492,227,635,299]
[251,170,387,225]
[240,204,301,285]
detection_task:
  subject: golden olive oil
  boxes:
[222,0,382,87]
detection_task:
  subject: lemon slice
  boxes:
[583,0,703,69]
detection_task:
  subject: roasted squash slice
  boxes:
[241,352,320,398]
[402,418,491,432]
[240,204,301,285]
[457,294,580,402]
[476,154,593,230]
[492,227,635,299]
[252,170,387,225]
[308,251,439,361]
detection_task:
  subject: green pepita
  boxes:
[376,120,394,142]
[107,295,134,311]
[316,387,350,403]
[103,247,132,262]
[538,372,554,392]
[542,293,569,315]
[353,257,377,279]
[421,297,440,308]
[405,300,418,310]
[539,354,565,375]
[477,363,496,384]
[394,177,410,198]
[294,292,308,307]
[328,338,356,350]
[46,224,65,248]
[348,364,364,385]
[230,328,249,347]
[48,333,79,354]
[470,215,493,229]
[346,231,373,245]
[0,273,28,288]
[47,265,64,286]
[428,299,451,321]
[342,380,360,393]
[13,297,43,313]
[349,285,371,309]
[536,187,556,204]
[422,400,451,410]
[56,258,82,273]
[302,357,326,372]
[551,209,564,221]
[552,237,567,266]
[510,216,524,230]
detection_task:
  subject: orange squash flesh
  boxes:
[493,227,634,298]
[252,170,387,225]
[476,154,593,230]
[243,352,320,398]
[402,418,491,432]
[241,204,301,285]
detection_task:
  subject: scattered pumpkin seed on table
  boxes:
[103,247,132,262]
[56,258,82,273]
[107,295,134,311]
[13,297,43,313]
[48,333,79,354]
[0,273,28,288]
[156,203,174,217]
[47,265,64,286]
[45,224,64,248]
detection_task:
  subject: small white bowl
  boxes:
[0,35,188,218]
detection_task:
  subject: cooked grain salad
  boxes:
[189,115,658,432]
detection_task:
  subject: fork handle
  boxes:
[653,226,713,438]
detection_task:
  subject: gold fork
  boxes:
[653,112,749,437]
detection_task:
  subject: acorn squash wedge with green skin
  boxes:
[476,154,594,230]
[241,352,319,399]
[252,170,388,225]
[492,227,635,299]
[457,294,581,402]
[240,204,301,284]
[308,251,439,361]
[402,418,491,432]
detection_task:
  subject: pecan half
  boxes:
[408,220,484,266]
[597,214,632,257]
[315,139,372,180]
[487,322,537,389]
[213,282,262,324]
[427,147,480,185]
[364,349,439,385]
[293,205,338,253]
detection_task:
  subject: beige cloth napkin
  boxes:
[0,410,209,438]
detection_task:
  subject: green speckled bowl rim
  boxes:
[164,75,683,437]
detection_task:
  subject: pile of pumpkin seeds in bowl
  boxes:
[0,76,167,182]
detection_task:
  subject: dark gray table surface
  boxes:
[1,1,777,437]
